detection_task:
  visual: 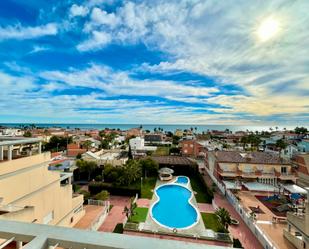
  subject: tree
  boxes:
[76,160,97,181]
[169,147,180,155]
[172,135,181,145]
[123,197,137,218]
[294,127,308,134]
[240,136,248,150]
[44,136,72,152]
[118,160,141,186]
[215,207,232,230]
[139,157,159,177]
[95,190,110,201]
[23,131,32,137]
[276,139,287,157]
[83,140,92,150]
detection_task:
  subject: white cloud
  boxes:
[40,64,219,98]
[77,31,111,51]
[74,0,308,117]
[28,45,50,54]
[90,7,119,28]
[69,4,89,18]
[0,23,57,40]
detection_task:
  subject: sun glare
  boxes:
[257,17,280,42]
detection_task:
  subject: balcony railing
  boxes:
[287,212,307,235]
[0,219,218,249]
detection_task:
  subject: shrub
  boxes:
[95,190,110,201]
[95,175,102,181]
[79,190,90,204]
[88,182,141,197]
[233,238,243,248]
[113,223,123,233]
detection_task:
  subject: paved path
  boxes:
[198,203,215,213]
[136,198,150,208]
[98,196,130,232]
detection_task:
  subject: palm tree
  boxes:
[123,197,137,218]
[215,207,232,230]
[118,160,142,185]
[276,139,287,158]
[83,140,92,151]
[240,136,248,150]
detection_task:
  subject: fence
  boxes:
[204,167,279,249]
[225,189,278,249]
[88,199,110,231]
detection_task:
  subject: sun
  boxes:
[257,17,280,42]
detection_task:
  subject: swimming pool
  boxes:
[150,183,199,229]
[175,176,189,184]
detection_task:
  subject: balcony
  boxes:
[217,167,238,177]
[286,212,307,235]
[275,170,298,181]
[283,228,305,249]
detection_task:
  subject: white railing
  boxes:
[205,167,279,249]
[88,199,110,231]
[88,199,109,206]
[225,189,278,249]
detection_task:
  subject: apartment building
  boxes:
[0,137,84,227]
[292,154,309,188]
[179,139,206,157]
[205,151,297,186]
[284,189,309,249]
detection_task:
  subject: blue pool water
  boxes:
[175,176,189,184]
[151,184,198,229]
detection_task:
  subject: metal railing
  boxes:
[87,199,110,231]
[0,219,214,249]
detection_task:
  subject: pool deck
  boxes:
[140,177,218,240]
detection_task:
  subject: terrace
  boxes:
[0,137,42,162]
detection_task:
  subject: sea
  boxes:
[0,123,305,133]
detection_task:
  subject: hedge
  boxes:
[88,182,141,197]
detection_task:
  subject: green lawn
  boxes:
[128,207,149,223]
[201,213,222,232]
[190,174,213,203]
[152,146,170,156]
[141,177,157,199]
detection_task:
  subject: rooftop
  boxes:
[0,137,42,146]
[152,156,196,166]
[215,151,290,165]
[0,219,229,249]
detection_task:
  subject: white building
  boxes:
[129,137,145,150]
[0,129,24,137]
[129,137,156,158]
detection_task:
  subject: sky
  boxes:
[0,0,308,125]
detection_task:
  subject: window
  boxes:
[281,167,287,174]
[190,144,193,148]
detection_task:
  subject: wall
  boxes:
[0,153,84,227]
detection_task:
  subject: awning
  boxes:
[158,167,174,174]
[223,180,241,190]
[283,184,307,194]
